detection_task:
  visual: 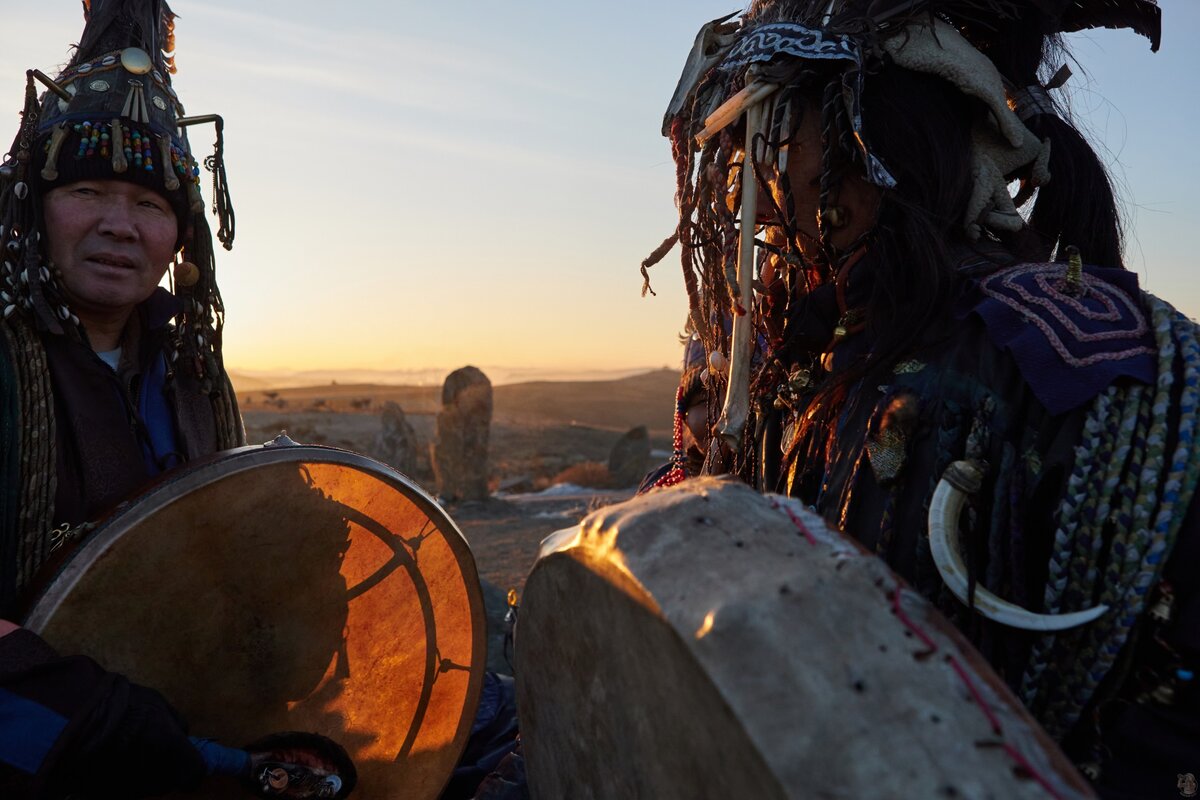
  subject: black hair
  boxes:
[780,65,988,481]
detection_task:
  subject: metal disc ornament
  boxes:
[120,47,154,75]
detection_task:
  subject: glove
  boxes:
[243,731,357,799]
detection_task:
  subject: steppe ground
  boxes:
[236,368,679,594]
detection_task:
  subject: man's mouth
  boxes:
[87,254,136,269]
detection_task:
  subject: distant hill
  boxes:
[227,365,666,392]
[237,368,682,435]
[493,369,679,433]
[226,372,276,394]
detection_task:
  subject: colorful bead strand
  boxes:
[141,131,154,172]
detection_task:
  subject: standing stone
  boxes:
[608,425,650,487]
[432,366,492,501]
[372,401,420,475]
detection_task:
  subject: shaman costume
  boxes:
[0,0,242,619]
[0,3,350,797]
[647,1,1196,796]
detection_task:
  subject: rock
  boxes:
[372,401,420,475]
[497,475,535,495]
[608,425,650,487]
[433,366,493,501]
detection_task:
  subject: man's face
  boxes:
[763,101,880,258]
[43,180,178,320]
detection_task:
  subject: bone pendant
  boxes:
[928,460,1108,632]
[717,101,765,449]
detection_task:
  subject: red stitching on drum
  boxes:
[770,498,817,545]
[947,656,1002,735]
[890,587,1069,800]
[891,586,938,658]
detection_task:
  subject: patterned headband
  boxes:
[717,22,896,189]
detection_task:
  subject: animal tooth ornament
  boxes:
[928,460,1108,631]
[644,0,1200,791]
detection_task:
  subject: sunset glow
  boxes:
[3,1,1196,379]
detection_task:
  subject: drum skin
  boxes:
[24,442,486,800]
[515,477,1095,800]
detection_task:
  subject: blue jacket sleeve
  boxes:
[0,628,207,799]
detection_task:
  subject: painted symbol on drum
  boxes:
[278,458,482,797]
[333,504,472,760]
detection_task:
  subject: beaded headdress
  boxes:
[0,0,234,391]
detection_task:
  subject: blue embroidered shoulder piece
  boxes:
[957,262,1157,415]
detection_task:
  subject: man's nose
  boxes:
[96,201,138,239]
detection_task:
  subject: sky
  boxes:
[1,1,1196,376]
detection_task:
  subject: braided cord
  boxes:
[1083,384,1144,595]
[1061,384,1138,611]
[1021,297,1200,738]
[2,319,56,599]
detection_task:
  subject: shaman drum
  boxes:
[515,477,1095,800]
[24,440,486,800]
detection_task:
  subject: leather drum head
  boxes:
[515,479,1094,800]
[25,444,485,799]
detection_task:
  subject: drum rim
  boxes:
[23,441,487,788]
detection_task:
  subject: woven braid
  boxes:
[1052,388,1113,603]
[1021,296,1200,738]
[213,376,245,450]
[1021,333,1155,715]
[3,319,56,599]
[1083,385,1144,594]
[1061,300,1200,732]
[1031,311,1167,732]
[1018,388,1118,708]
[1062,385,1141,611]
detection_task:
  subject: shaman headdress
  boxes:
[650,0,1160,454]
[0,0,235,392]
